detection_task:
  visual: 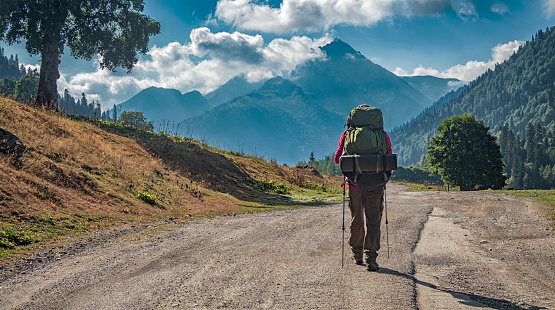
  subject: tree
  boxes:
[14,70,39,104]
[0,0,160,110]
[0,76,15,96]
[118,111,153,131]
[427,114,506,191]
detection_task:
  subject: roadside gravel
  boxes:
[0,184,553,309]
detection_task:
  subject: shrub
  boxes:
[137,190,156,205]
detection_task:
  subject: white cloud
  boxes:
[214,0,485,34]
[57,28,330,110]
[451,0,477,21]
[215,0,395,33]
[490,3,508,15]
[394,40,524,81]
[546,0,555,17]
[189,27,265,63]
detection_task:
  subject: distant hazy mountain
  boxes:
[182,77,345,164]
[401,75,464,103]
[291,39,432,129]
[113,87,212,129]
[204,74,265,107]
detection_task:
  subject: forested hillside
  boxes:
[390,26,555,189]
[0,48,27,81]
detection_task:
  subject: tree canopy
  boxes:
[0,0,160,110]
[427,114,506,191]
[119,111,153,131]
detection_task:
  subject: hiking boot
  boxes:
[366,258,379,271]
[352,247,363,265]
[366,252,379,271]
[352,256,364,265]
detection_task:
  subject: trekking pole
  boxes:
[384,187,390,260]
[341,179,346,268]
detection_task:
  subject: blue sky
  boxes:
[3,0,555,109]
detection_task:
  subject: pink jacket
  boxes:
[334,130,393,189]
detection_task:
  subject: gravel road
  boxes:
[0,184,553,309]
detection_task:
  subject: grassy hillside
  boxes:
[0,97,342,261]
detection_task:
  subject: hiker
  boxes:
[334,105,392,271]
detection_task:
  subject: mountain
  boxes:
[112,39,457,165]
[181,77,345,164]
[113,87,212,129]
[290,39,433,129]
[401,75,464,103]
[390,26,555,166]
[204,74,265,107]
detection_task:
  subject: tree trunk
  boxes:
[35,38,61,111]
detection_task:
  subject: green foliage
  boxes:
[298,154,342,176]
[306,180,325,191]
[255,179,290,194]
[0,69,39,104]
[499,122,555,189]
[0,0,160,70]
[391,166,443,184]
[391,26,555,168]
[427,114,506,191]
[0,47,27,81]
[309,151,315,163]
[0,0,160,109]
[1,226,41,249]
[119,111,154,131]
[317,155,342,176]
[58,90,107,120]
[137,190,156,205]
[13,70,39,104]
[0,76,15,96]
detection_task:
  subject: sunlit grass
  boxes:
[0,97,344,263]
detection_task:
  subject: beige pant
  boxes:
[348,187,384,260]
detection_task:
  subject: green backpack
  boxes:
[344,106,388,155]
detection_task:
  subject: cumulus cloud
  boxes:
[214,0,488,34]
[189,27,265,63]
[394,40,524,81]
[215,0,395,33]
[57,28,330,109]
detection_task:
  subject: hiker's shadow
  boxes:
[378,267,547,310]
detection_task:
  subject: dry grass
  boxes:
[0,97,342,261]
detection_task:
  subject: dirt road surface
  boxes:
[1,184,553,309]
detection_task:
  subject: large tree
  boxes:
[427,114,506,191]
[0,0,160,110]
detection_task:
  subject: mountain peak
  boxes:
[321,38,364,60]
[257,76,303,98]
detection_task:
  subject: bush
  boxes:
[137,190,156,205]
[255,179,290,194]
[0,226,40,248]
